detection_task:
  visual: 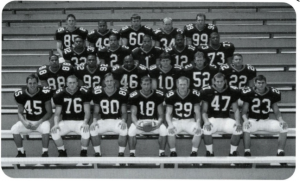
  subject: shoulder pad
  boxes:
[121,45,130,50]
[64,47,72,54]
[166,90,175,98]
[14,90,23,97]
[149,64,157,70]
[88,30,95,35]
[241,86,252,94]
[132,47,139,52]
[62,62,71,66]
[220,64,230,71]
[144,25,151,30]
[55,88,63,94]
[176,28,183,33]
[156,89,164,96]
[271,87,281,95]
[174,65,182,70]
[99,46,108,51]
[111,29,119,34]
[202,85,212,91]
[230,86,239,90]
[57,27,65,33]
[79,27,87,32]
[86,46,96,53]
[42,87,52,94]
[154,46,162,50]
[93,86,103,94]
[184,63,193,70]
[207,24,216,30]
[246,64,256,71]
[200,44,209,50]
[38,65,47,71]
[192,89,200,97]
[187,45,196,51]
[138,64,147,70]
[119,88,128,96]
[121,26,129,31]
[129,90,138,98]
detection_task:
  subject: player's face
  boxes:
[141,80,152,92]
[104,75,115,89]
[232,56,243,67]
[194,55,206,67]
[98,22,107,33]
[27,78,38,92]
[196,16,205,27]
[109,35,119,47]
[142,37,152,48]
[49,56,59,68]
[123,57,135,69]
[131,18,141,29]
[66,17,76,28]
[160,58,171,68]
[214,77,225,89]
[74,38,84,48]
[87,55,97,68]
[255,80,267,92]
[163,20,173,31]
[210,33,220,45]
[175,35,184,47]
[67,78,78,91]
[177,79,188,92]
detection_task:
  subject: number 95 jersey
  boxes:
[241,86,281,120]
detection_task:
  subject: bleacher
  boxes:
[1,1,296,179]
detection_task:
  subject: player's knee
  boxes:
[203,128,212,135]
[51,131,61,140]
[81,130,90,139]
[159,124,168,136]
[90,128,99,137]
[233,129,243,135]
[11,122,21,134]
[128,124,137,137]
[40,121,50,134]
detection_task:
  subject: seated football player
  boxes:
[128,76,167,157]
[241,75,288,165]
[165,76,202,157]
[12,74,53,157]
[51,75,91,157]
[201,73,242,157]
[90,73,128,158]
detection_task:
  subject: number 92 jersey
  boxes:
[241,86,281,120]
[92,86,128,120]
[14,87,52,121]
[165,89,201,119]
[55,27,88,49]
[53,86,92,121]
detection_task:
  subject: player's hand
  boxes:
[51,125,60,134]
[279,120,288,130]
[168,124,176,135]
[203,122,213,131]
[30,121,42,130]
[243,121,252,130]
[118,121,127,130]
[90,122,99,131]
[80,122,90,133]
[193,124,202,136]
[22,120,32,129]
[234,122,242,133]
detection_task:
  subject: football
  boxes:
[142,121,154,132]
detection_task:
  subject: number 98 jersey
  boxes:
[241,86,281,120]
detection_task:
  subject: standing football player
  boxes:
[51,75,92,157]
[128,76,167,157]
[165,76,202,157]
[12,74,53,157]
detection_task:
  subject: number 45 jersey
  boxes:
[241,86,281,120]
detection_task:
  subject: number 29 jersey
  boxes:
[241,86,281,120]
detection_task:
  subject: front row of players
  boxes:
[12,73,288,161]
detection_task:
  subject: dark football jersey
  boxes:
[183,23,218,46]
[37,63,74,91]
[87,29,120,49]
[14,87,52,121]
[74,64,112,88]
[165,89,201,119]
[131,46,163,68]
[220,64,257,89]
[53,86,92,121]
[165,45,197,67]
[63,46,97,67]
[112,64,148,92]
[119,25,154,50]
[183,63,219,90]
[128,89,164,120]
[97,45,131,67]
[149,65,183,93]
[241,87,281,120]
[153,28,183,49]
[200,85,240,118]
[198,42,235,68]
[92,87,128,119]
[55,27,88,49]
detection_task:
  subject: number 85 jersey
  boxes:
[241,86,281,120]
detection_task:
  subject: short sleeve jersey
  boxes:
[131,46,163,69]
[153,28,183,49]
[53,86,92,121]
[55,27,88,49]
[165,89,201,119]
[87,29,120,49]
[241,86,281,120]
[165,45,197,67]
[14,87,52,121]
[92,87,128,119]
[63,46,97,66]
[128,89,164,120]
[183,23,218,46]
[200,85,240,118]
[97,45,131,67]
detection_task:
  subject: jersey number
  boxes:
[24,100,42,115]
[211,95,231,111]
[193,72,210,88]
[229,75,247,89]
[129,32,144,46]
[251,98,271,114]
[174,102,193,117]
[100,100,119,114]
[158,76,174,90]
[120,74,138,89]
[64,98,82,113]
[139,101,155,116]
[208,52,225,66]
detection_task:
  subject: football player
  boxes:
[128,76,167,157]
[183,13,218,47]
[153,17,183,49]
[165,33,197,67]
[87,20,120,49]
[51,75,92,157]
[12,74,53,157]
[183,51,218,90]
[56,14,88,63]
[112,55,148,92]
[198,32,235,68]
[201,73,242,157]
[119,14,154,50]
[37,54,74,92]
[131,34,163,68]
[90,73,128,158]
[165,76,202,156]
[97,34,131,67]
[241,75,288,164]
[63,35,97,67]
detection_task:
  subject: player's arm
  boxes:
[157,103,164,125]
[130,105,142,130]
[201,101,212,131]
[31,100,53,130]
[80,103,91,133]
[272,102,288,129]
[232,101,242,132]
[166,104,176,134]
[56,41,63,58]
[51,106,62,134]
[119,103,128,130]
[194,103,202,135]
[241,101,251,129]
[17,103,31,129]
[90,103,100,131]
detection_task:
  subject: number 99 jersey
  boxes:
[241,86,281,120]
[55,27,88,49]
[183,23,218,46]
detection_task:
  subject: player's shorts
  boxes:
[11,120,50,134]
[128,120,167,137]
[203,117,242,135]
[90,119,128,136]
[51,120,90,140]
[243,118,288,133]
[168,118,201,136]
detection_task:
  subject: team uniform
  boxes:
[97,45,131,67]
[63,46,97,67]
[74,64,112,88]
[149,64,183,93]
[183,23,218,46]
[165,45,197,67]
[198,42,235,68]
[87,29,120,49]
[11,87,52,135]
[183,63,219,90]
[112,64,148,92]
[220,64,257,89]
[55,27,88,50]
[131,46,163,69]
[165,89,201,136]
[153,28,183,49]
[119,25,154,50]
[37,63,74,92]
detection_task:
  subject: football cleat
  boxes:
[116,152,125,166]
[190,151,197,157]
[277,151,287,166]
[16,151,26,157]
[41,151,49,157]
[170,151,177,157]
[206,151,214,157]
[80,150,87,157]
[58,149,67,157]
[244,151,251,156]
[94,152,102,157]
[159,152,166,157]
[244,151,252,167]
[129,153,135,157]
